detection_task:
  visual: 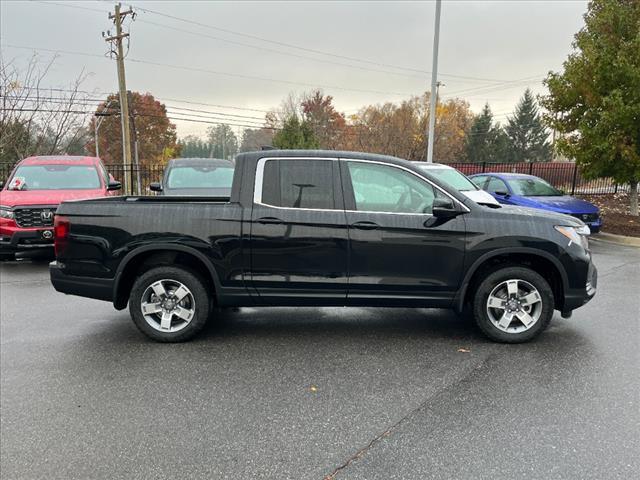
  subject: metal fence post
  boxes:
[482,161,486,173]
[571,163,578,195]
[528,162,533,175]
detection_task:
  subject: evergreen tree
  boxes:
[177,135,211,158]
[465,103,510,163]
[272,116,319,149]
[505,89,552,162]
[207,124,238,160]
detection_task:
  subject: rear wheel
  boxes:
[473,266,554,343]
[129,266,210,342]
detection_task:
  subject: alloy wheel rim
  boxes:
[140,279,195,333]
[486,279,543,334]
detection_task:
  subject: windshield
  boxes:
[419,167,478,191]
[7,164,101,190]
[508,177,562,196]
[166,165,234,190]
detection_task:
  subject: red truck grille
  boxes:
[13,207,56,228]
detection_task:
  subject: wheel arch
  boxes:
[112,245,221,310]
[455,247,569,313]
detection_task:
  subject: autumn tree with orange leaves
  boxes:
[87,92,180,167]
[346,93,473,162]
[300,90,346,149]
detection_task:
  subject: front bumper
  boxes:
[569,214,602,233]
[49,261,114,302]
[562,260,597,313]
[0,227,54,252]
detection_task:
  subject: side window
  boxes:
[472,175,488,189]
[260,159,336,210]
[486,177,508,194]
[347,162,436,214]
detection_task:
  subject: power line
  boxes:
[2,43,414,97]
[0,107,277,130]
[138,18,429,81]
[5,85,273,114]
[127,1,519,84]
[444,76,542,97]
[29,0,108,14]
[7,98,270,128]
[28,0,530,85]
[14,95,270,122]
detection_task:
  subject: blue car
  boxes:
[470,173,602,233]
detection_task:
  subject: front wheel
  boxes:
[129,266,210,342]
[472,267,554,343]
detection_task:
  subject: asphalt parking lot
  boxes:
[1,241,639,480]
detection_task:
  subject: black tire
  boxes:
[129,266,210,342]
[472,266,554,343]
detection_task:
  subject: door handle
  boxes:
[350,221,379,230]
[256,216,284,225]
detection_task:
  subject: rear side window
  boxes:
[260,159,336,210]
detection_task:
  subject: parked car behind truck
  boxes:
[50,150,597,344]
[470,173,602,232]
[414,162,499,206]
[0,156,120,260]
[149,158,234,196]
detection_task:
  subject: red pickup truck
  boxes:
[0,156,121,260]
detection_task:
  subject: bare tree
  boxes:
[0,53,93,164]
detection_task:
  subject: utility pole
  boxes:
[426,0,442,163]
[128,91,142,195]
[104,3,135,194]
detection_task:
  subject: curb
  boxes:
[590,232,640,248]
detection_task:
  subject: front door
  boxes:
[248,157,349,305]
[341,160,467,307]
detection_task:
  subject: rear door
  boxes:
[248,157,349,305]
[341,159,467,306]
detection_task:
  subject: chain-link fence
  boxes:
[0,160,627,195]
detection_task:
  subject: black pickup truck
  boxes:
[50,150,597,343]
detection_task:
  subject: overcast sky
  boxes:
[1,0,588,139]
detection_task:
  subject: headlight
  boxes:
[0,206,14,219]
[555,225,590,249]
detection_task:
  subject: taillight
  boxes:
[54,215,70,257]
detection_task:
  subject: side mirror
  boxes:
[432,197,458,218]
[149,182,163,192]
[494,190,509,197]
[107,181,122,191]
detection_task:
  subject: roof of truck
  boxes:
[237,149,408,165]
